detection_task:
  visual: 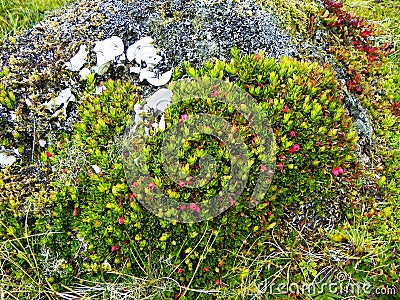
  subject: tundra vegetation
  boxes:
[0,0,399,299]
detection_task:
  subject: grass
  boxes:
[342,0,400,101]
[0,0,75,40]
[0,0,399,299]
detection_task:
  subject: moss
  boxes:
[256,0,319,38]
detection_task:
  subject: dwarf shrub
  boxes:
[43,49,359,291]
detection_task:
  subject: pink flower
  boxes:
[255,53,261,60]
[277,162,284,172]
[60,168,67,174]
[282,105,289,113]
[213,91,219,97]
[290,130,296,137]
[280,154,286,160]
[229,198,235,207]
[132,181,139,188]
[118,216,124,225]
[216,278,221,286]
[288,144,301,154]
[179,205,186,210]
[260,165,267,172]
[178,180,185,187]
[213,85,218,91]
[180,114,188,121]
[148,182,156,190]
[46,151,52,158]
[177,268,183,274]
[332,167,344,176]
[202,267,210,272]
[189,203,200,212]
[111,245,118,252]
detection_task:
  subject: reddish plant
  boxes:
[391,101,400,117]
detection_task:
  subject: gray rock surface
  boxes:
[0,0,300,162]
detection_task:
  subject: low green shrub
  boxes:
[40,48,360,293]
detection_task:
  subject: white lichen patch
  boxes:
[79,67,91,79]
[63,35,172,89]
[126,36,155,63]
[92,165,101,174]
[126,36,172,86]
[38,139,47,147]
[145,88,172,112]
[0,147,19,168]
[43,88,75,109]
[0,153,16,168]
[131,88,172,137]
[42,88,76,118]
[145,69,172,87]
[65,44,88,71]
[93,36,124,75]
[95,85,107,95]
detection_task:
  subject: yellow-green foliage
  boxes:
[0,0,75,39]
[256,0,319,37]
